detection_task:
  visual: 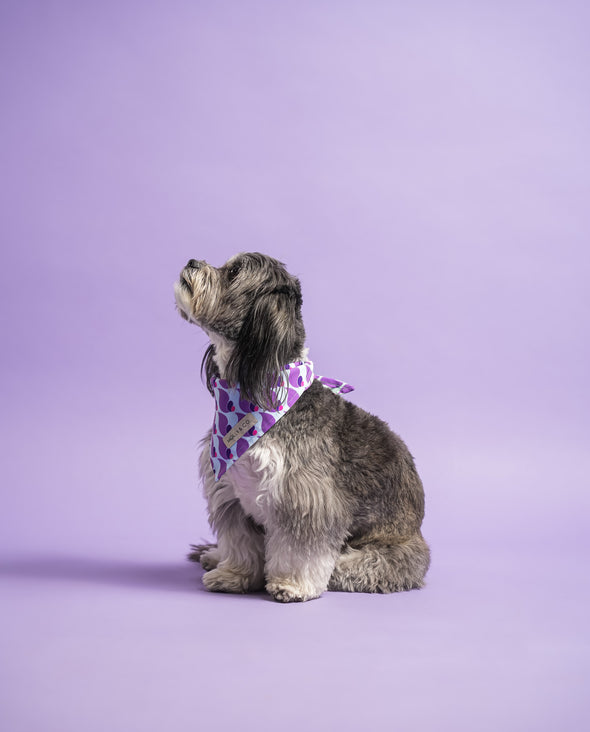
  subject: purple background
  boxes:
[1,1,589,730]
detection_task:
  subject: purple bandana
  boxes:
[210,360,354,481]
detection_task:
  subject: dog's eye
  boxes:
[227,264,241,282]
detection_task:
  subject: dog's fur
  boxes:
[174,252,430,602]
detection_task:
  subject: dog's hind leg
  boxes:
[328,533,430,593]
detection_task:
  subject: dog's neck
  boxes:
[206,331,234,377]
[206,329,309,379]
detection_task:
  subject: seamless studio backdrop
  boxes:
[1,2,589,731]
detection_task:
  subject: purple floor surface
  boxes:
[1,2,589,730]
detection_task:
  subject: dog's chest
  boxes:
[223,446,278,525]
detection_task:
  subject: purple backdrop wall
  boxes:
[1,2,588,730]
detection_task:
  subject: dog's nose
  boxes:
[186,259,203,270]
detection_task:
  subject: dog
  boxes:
[174,252,430,602]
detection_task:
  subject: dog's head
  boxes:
[174,253,305,409]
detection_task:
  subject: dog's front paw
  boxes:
[202,566,262,594]
[266,580,319,603]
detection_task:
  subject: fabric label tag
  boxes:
[222,413,258,448]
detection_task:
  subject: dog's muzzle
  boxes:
[180,259,205,290]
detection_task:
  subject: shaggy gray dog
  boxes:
[174,252,430,602]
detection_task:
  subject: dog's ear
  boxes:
[201,344,220,396]
[228,281,304,409]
